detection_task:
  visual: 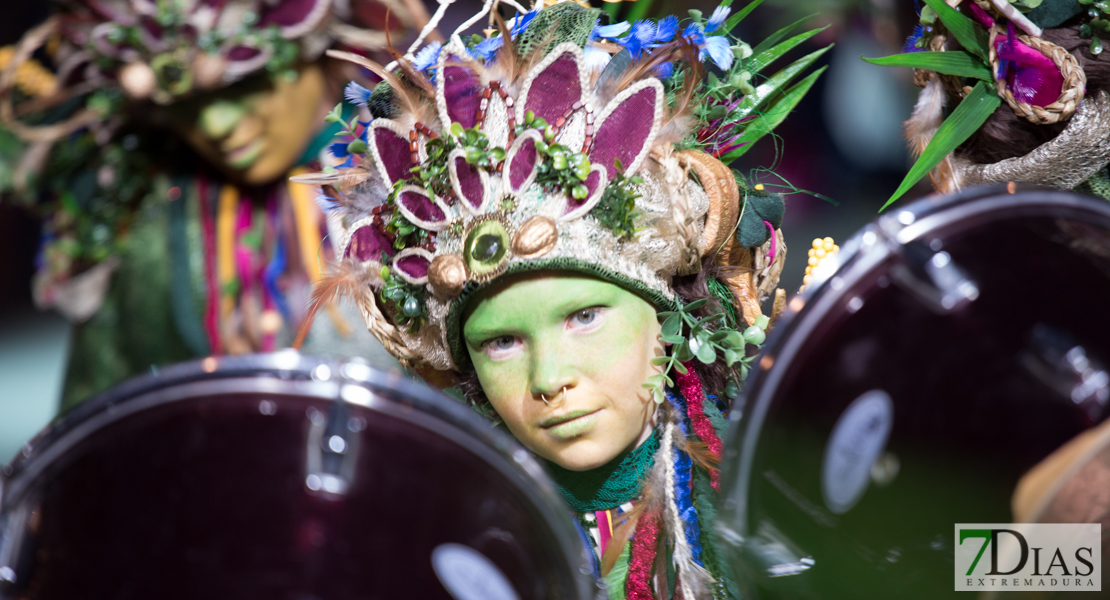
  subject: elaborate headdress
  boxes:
[1,0,427,149]
[867,0,1110,207]
[299,0,830,374]
[298,4,828,596]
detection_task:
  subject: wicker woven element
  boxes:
[988,25,1086,124]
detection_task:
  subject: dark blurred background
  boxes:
[0,0,931,461]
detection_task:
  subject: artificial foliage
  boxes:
[644,298,769,405]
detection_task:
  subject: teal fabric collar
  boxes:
[544,430,660,512]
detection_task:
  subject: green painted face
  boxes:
[462,272,663,471]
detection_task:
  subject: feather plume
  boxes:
[325,50,437,126]
[384,6,435,97]
[595,39,694,110]
[685,438,719,474]
[480,11,522,91]
[903,76,958,191]
[904,76,946,159]
[292,260,383,349]
[289,170,344,186]
[656,41,703,147]
[661,418,714,599]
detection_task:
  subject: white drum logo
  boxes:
[821,389,894,514]
[432,543,520,600]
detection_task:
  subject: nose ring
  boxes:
[541,394,549,405]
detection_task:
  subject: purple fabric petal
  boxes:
[226,46,261,61]
[395,254,430,279]
[591,85,658,179]
[442,65,483,129]
[373,127,412,183]
[345,225,394,262]
[398,191,446,222]
[508,137,539,191]
[260,0,323,27]
[454,157,485,209]
[524,53,582,125]
[995,33,1063,106]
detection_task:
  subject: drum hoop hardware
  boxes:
[0,354,602,600]
[719,188,1110,552]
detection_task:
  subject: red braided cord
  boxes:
[626,509,662,600]
[679,362,723,491]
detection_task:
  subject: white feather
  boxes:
[661,418,715,599]
[904,77,946,159]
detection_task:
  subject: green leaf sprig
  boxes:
[324,104,368,155]
[589,158,643,241]
[642,299,769,404]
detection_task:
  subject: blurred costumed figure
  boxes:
[293,0,828,596]
[866,0,1110,207]
[0,0,429,409]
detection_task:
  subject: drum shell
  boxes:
[0,353,597,600]
[719,187,1110,599]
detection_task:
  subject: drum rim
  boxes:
[0,351,600,599]
[719,186,1110,545]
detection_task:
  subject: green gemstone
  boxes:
[473,234,501,261]
[464,219,510,277]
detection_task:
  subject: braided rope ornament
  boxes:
[988,25,1086,125]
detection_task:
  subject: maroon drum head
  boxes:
[719,187,1110,599]
[0,352,596,600]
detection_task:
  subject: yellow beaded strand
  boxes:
[800,236,838,291]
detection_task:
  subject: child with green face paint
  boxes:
[300,1,826,597]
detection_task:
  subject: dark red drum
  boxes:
[719,187,1110,599]
[0,352,597,600]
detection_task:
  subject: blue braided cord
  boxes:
[665,388,690,435]
[666,389,705,566]
[572,513,602,579]
[264,233,291,323]
[673,441,705,566]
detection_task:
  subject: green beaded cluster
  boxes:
[378,264,427,331]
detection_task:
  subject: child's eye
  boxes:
[572,309,598,325]
[567,307,605,332]
[482,336,522,360]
